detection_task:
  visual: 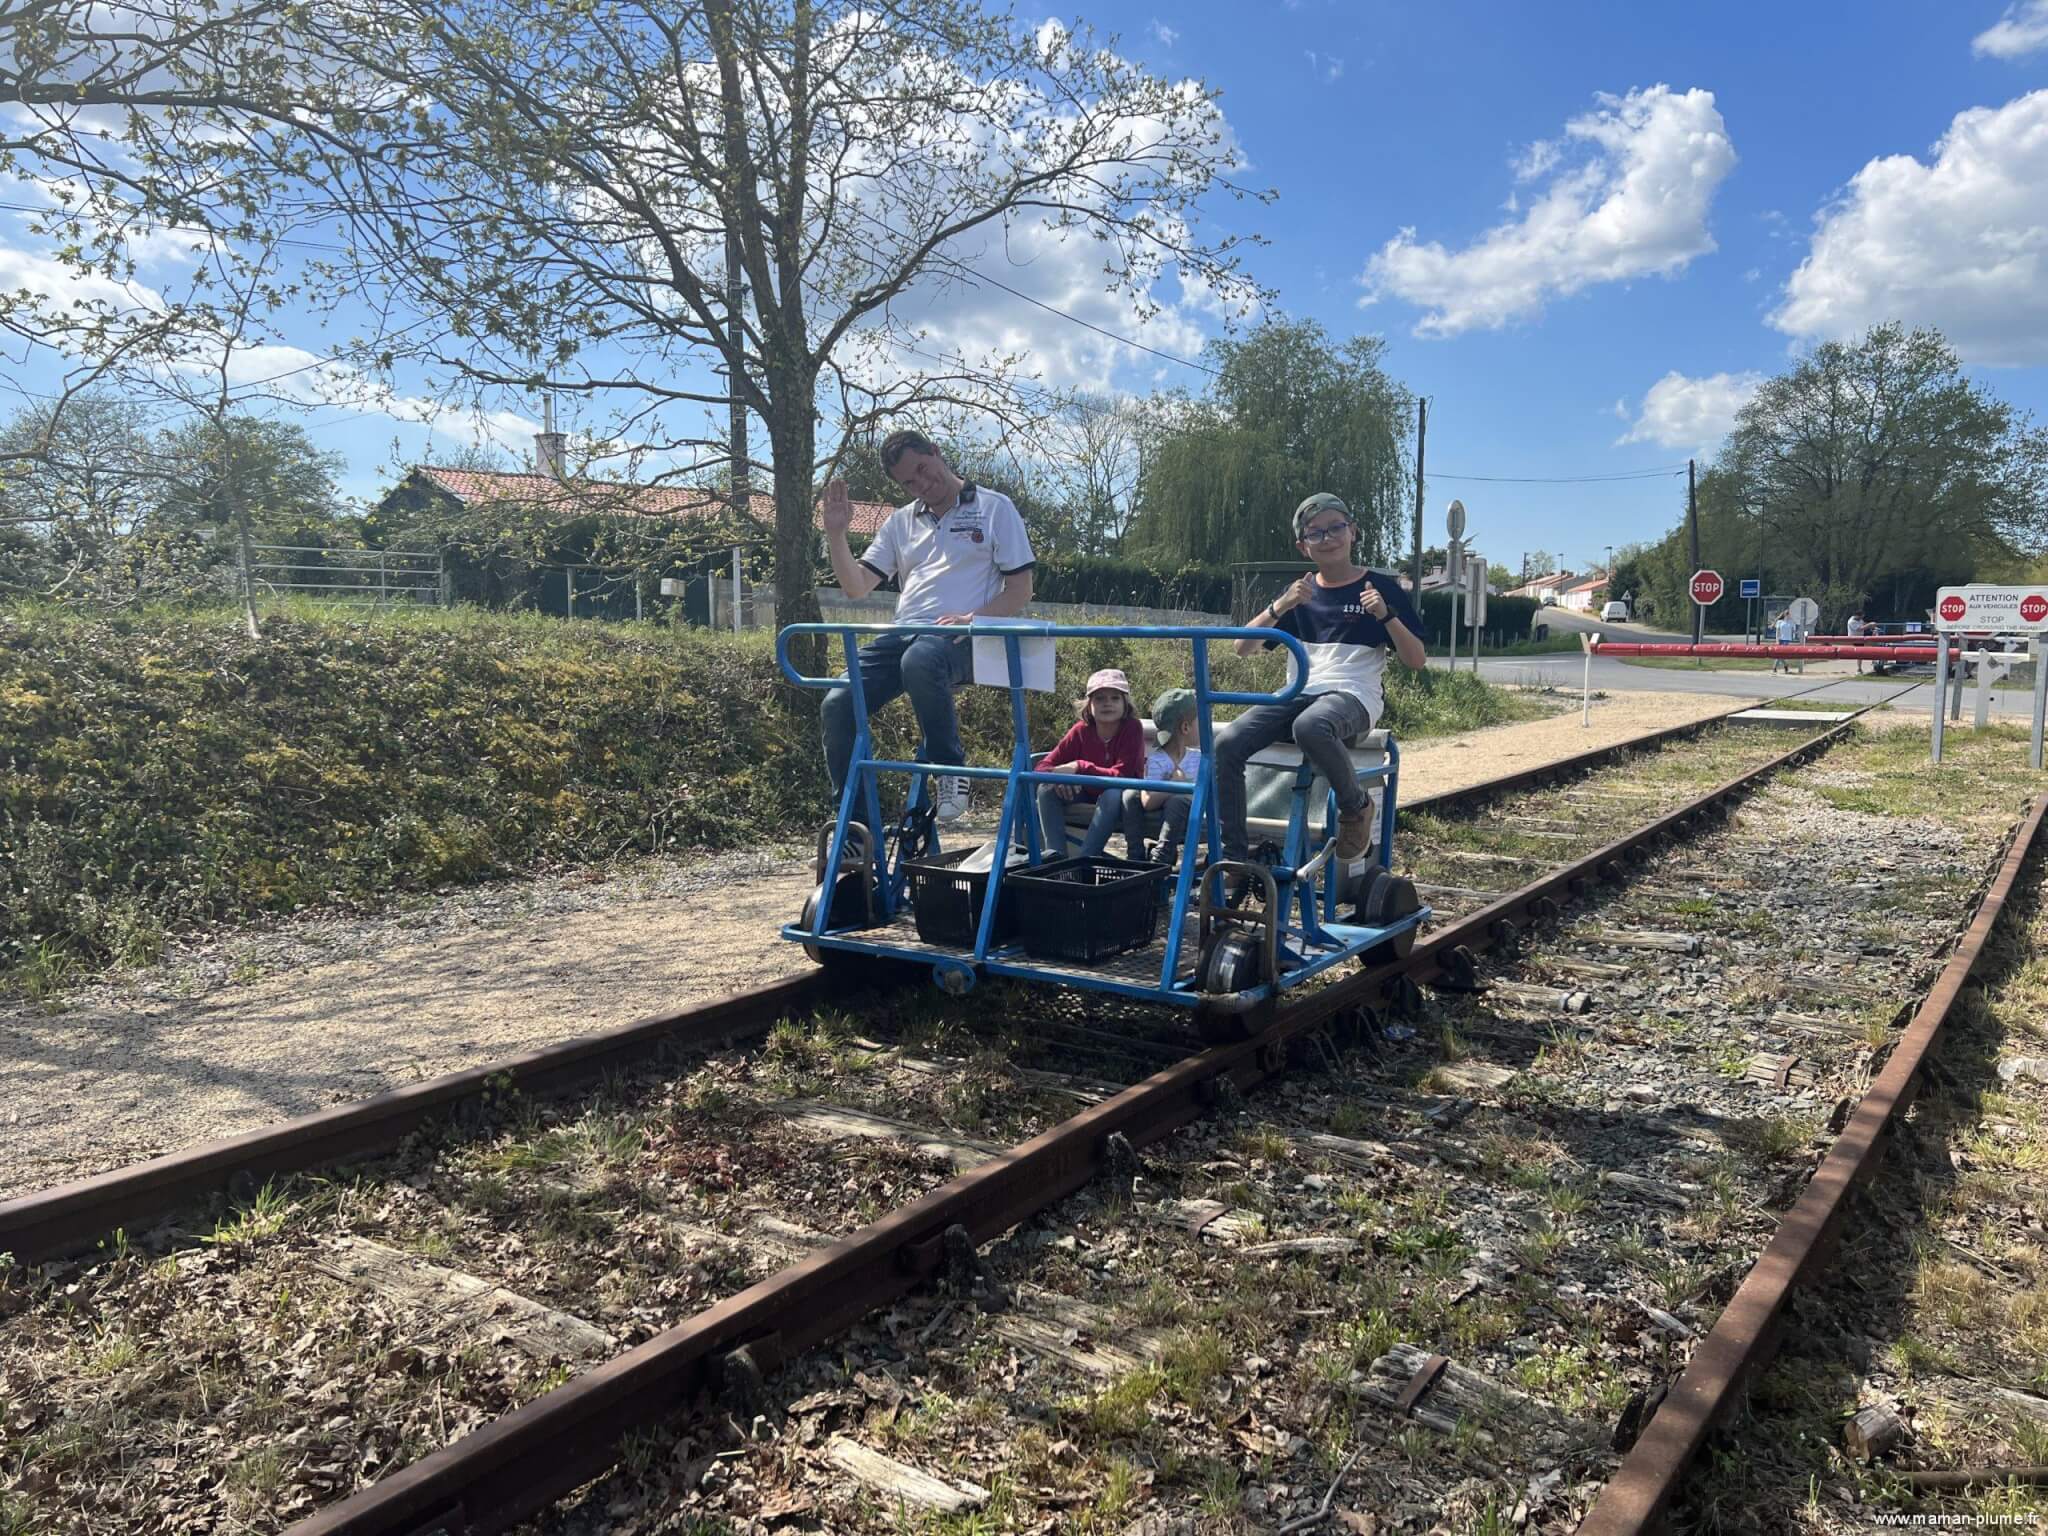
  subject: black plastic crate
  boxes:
[1008,855,1170,963]
[903,847,1020,948]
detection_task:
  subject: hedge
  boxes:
[0,603,1535,981]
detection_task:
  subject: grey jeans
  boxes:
[1213,690,1372,860]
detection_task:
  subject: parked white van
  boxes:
[1599,599,1631,623]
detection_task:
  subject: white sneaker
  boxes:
[933,774,970,823]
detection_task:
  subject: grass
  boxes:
[4,597,1543,996]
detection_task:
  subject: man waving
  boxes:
[819,430,1035,821]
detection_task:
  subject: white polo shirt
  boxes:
[859,482,1035,624]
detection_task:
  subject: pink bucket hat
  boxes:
[1084,667,1133,696]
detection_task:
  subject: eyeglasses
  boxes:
[1300,522,1353,544]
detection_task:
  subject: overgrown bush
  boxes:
[1,602,1534,984]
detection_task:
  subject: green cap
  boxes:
[1151,688,1197,745]
[1292,492,1351,540]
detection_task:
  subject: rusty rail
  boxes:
[0,973,830,1263]
[285,715,1869,1536]
[1579,790,2048,1534]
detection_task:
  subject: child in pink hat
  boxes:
[1031,667,1147,858]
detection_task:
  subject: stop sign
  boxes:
[1689,569,1724,606]
[1939,593,1968,624]
[2023,594,2048,625]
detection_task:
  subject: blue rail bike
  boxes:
[777,621,1428,1039]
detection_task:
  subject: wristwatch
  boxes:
[1264,603,1280,622]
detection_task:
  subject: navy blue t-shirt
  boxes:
[1263,570,1421,720]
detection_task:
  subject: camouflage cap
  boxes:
[1292,492,1351,540]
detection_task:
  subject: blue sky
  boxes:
[1090,0,2048,574]
[5,0,2047,575]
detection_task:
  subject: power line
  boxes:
[932,255,1220,378]
[1428,466,1688,485]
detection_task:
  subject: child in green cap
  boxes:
[1120,688,1201,866]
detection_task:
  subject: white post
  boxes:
[566,566,575,619]
[1448,587,1459,670]
[1932,635,1949,765]
[731,545,743,633]
[1975,649,1993,730]
[2031,638,2046,771]
[1581,632,1595,727]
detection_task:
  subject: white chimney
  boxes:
[534,393,568,479]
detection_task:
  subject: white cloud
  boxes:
[1770,90,2048,365]
[1360,85,1736,337]
[1149,19,1178,47]
[1302,50,1343,83]
[1974,0,2048,57]
[1617,369,1762,450]
[211,342,538,451]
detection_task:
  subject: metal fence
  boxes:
[248,544,446,606]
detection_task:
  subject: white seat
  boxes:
[1245,729,1388,848]
[1100,721,1387,850]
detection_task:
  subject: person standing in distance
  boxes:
[1214,493,1426,869]
[819,430,1036,822]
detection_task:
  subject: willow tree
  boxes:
[1127,319,1412,567]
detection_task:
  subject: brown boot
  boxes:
[1336,807,1372,861]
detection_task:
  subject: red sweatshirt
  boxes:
[1037,716,1147,802]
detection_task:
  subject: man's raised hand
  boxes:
[822,478,854,536]
[1360,584,1389,620]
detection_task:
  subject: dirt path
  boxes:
[0,688,1744,1200]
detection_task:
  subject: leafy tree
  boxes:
[1126,319,1411,566]
[1486,562,1515,590]
[1628,325,2048,626]
[0,396,163,596]
[254,0,1262,656]
[154,417,345,545]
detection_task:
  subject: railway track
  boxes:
[4,692,2029,1535]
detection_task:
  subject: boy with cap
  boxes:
[1217,492,1426,871]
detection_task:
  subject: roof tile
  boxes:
[413,466,894,536]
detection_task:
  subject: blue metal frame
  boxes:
[777,621,1429,1007]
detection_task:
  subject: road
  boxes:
[1435,651,1941,709]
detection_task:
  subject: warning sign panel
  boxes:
[1933,585,2048,632]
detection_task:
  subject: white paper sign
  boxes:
[1934,585,2048,632]
[971,629,1056,691]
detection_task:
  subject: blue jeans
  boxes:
[1213,691,1372,860]
[1035,785,1124,858]
[821,632,971,795]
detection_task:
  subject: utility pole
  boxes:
[724,229,749,500]
[1410,397,1426,595]
[1688,458,1701,646]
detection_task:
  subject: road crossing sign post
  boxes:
[1689,569,1722,647]
[1930,584,2048,766]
